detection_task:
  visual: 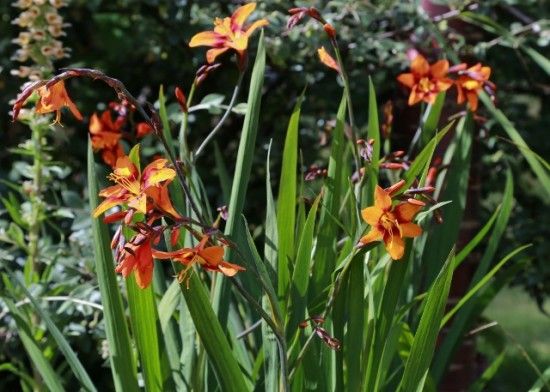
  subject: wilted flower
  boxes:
[189,2,268,64]
[317,46,340,73]
[397,54,453,105]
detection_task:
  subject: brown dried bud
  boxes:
[323,23,336,39]
[175,87,188,113]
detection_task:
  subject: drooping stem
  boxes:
[193,72,244,161]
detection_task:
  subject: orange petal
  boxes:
[394,202,422,222]
[199,246,225,266]
[408,89,422,106]
[466,92,479,111]
[410,54,429,76]
[360,227,383,244]
[93,197,122,218]
[231,2,256,28]
[318,46,340,73]
[146,186,181,219]
[227,33,248,51]
[374,185,392,210]
[189,31,223,47]
[128,194,147,215]
[218,261,246,277]
[383,232,405,260]
[207,47,230,63]
[397,73,415,88]
[361,206,383,226]
[430,59,449,78]
[400,222,422,238]
[245,18,269,36]
[143,168,176,188]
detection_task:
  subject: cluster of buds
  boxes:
[287,7,336,40]
[299,316,341,350]
[357,138,375,162]
[305,164,328,181]
[380,150,410,171]
[11,0,70,80]
[194,63,221,87]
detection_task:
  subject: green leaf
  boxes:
[528,365,550,392]
[432,168,514,382]
[442,244,531,327]
[212,31,266,322]
[311,94,347,298]
[479,92,550,198]
[420,92,446,146]
[287,194,320,330]
[128,143,141,170]
[87,142,140,392]
[398,250,454,392]
[126,278,163,392]
[158,280,181,332]
[159,85,176,157]
[12,275,97,391]
[3,298,64,392]
[176,272,249,392]
[277,92,305,301]
[365,77,380,201]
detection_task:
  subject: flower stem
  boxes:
[179,82,196,162]
[193,72,244,161]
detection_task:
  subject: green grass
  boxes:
[482,287,550,391]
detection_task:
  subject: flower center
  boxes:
[108,173,141,195]
[418,77,434,93]
[380,212,397,231]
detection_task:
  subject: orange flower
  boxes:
[93,155,180,219]
[153,236,245,282]
[317,46,340,73]
[360,185,423,260]
[116,234,155,289]
[397,54,453,105]
[455,63,492,112]
[35,80,83,124]
[189,2,268,64]
[136,122,153,138]
[89,110,125,167]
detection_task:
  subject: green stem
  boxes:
[179,82,196,162]
[193,72,244,161]
[26,121,46,283]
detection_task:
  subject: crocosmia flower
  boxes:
[153,235,245,282]
[360,185,423,260]
[93,155,179,219]
[189,2,268,64]
[317,46,340,73]
[35,80,83,123]
[89,110,124,167]
[455,63,493,112]
[397,54,453,105]
[116,232,156,289]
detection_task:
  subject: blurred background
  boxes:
[1,1,548,390]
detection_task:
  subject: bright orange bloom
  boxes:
[89,110,125,167]
[455,63,492,112]
[397,54,453,105]
[93,155,180,219]
[35,80,83,124]
[153,236,245,282]
[189,2,268,64]
[116,234,155,289]
[317,46,340,73]
[360,185,423,260]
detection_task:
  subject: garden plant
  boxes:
[1,1,549,391]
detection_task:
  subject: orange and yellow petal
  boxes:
[218,261,245,277]
[408,89,423,106]
[231,2,256,28]
[199,246,225,266]
[397,73,416,88]
[146,186,181,219]
[410,54,429,76]
[383,233,405,260]
[189,31,223,47]
[245,18,269,36]
[361,206,383,226]
[466,92,479,111]
[318,46,340,73]
[394,202,422,222]
[360,227,383,244]
[93,197,123,218]
[128,193,147,214]
[430,59,449,78]
[207,47,230,63]
[374,185,392,211]
[400,222,422,238]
